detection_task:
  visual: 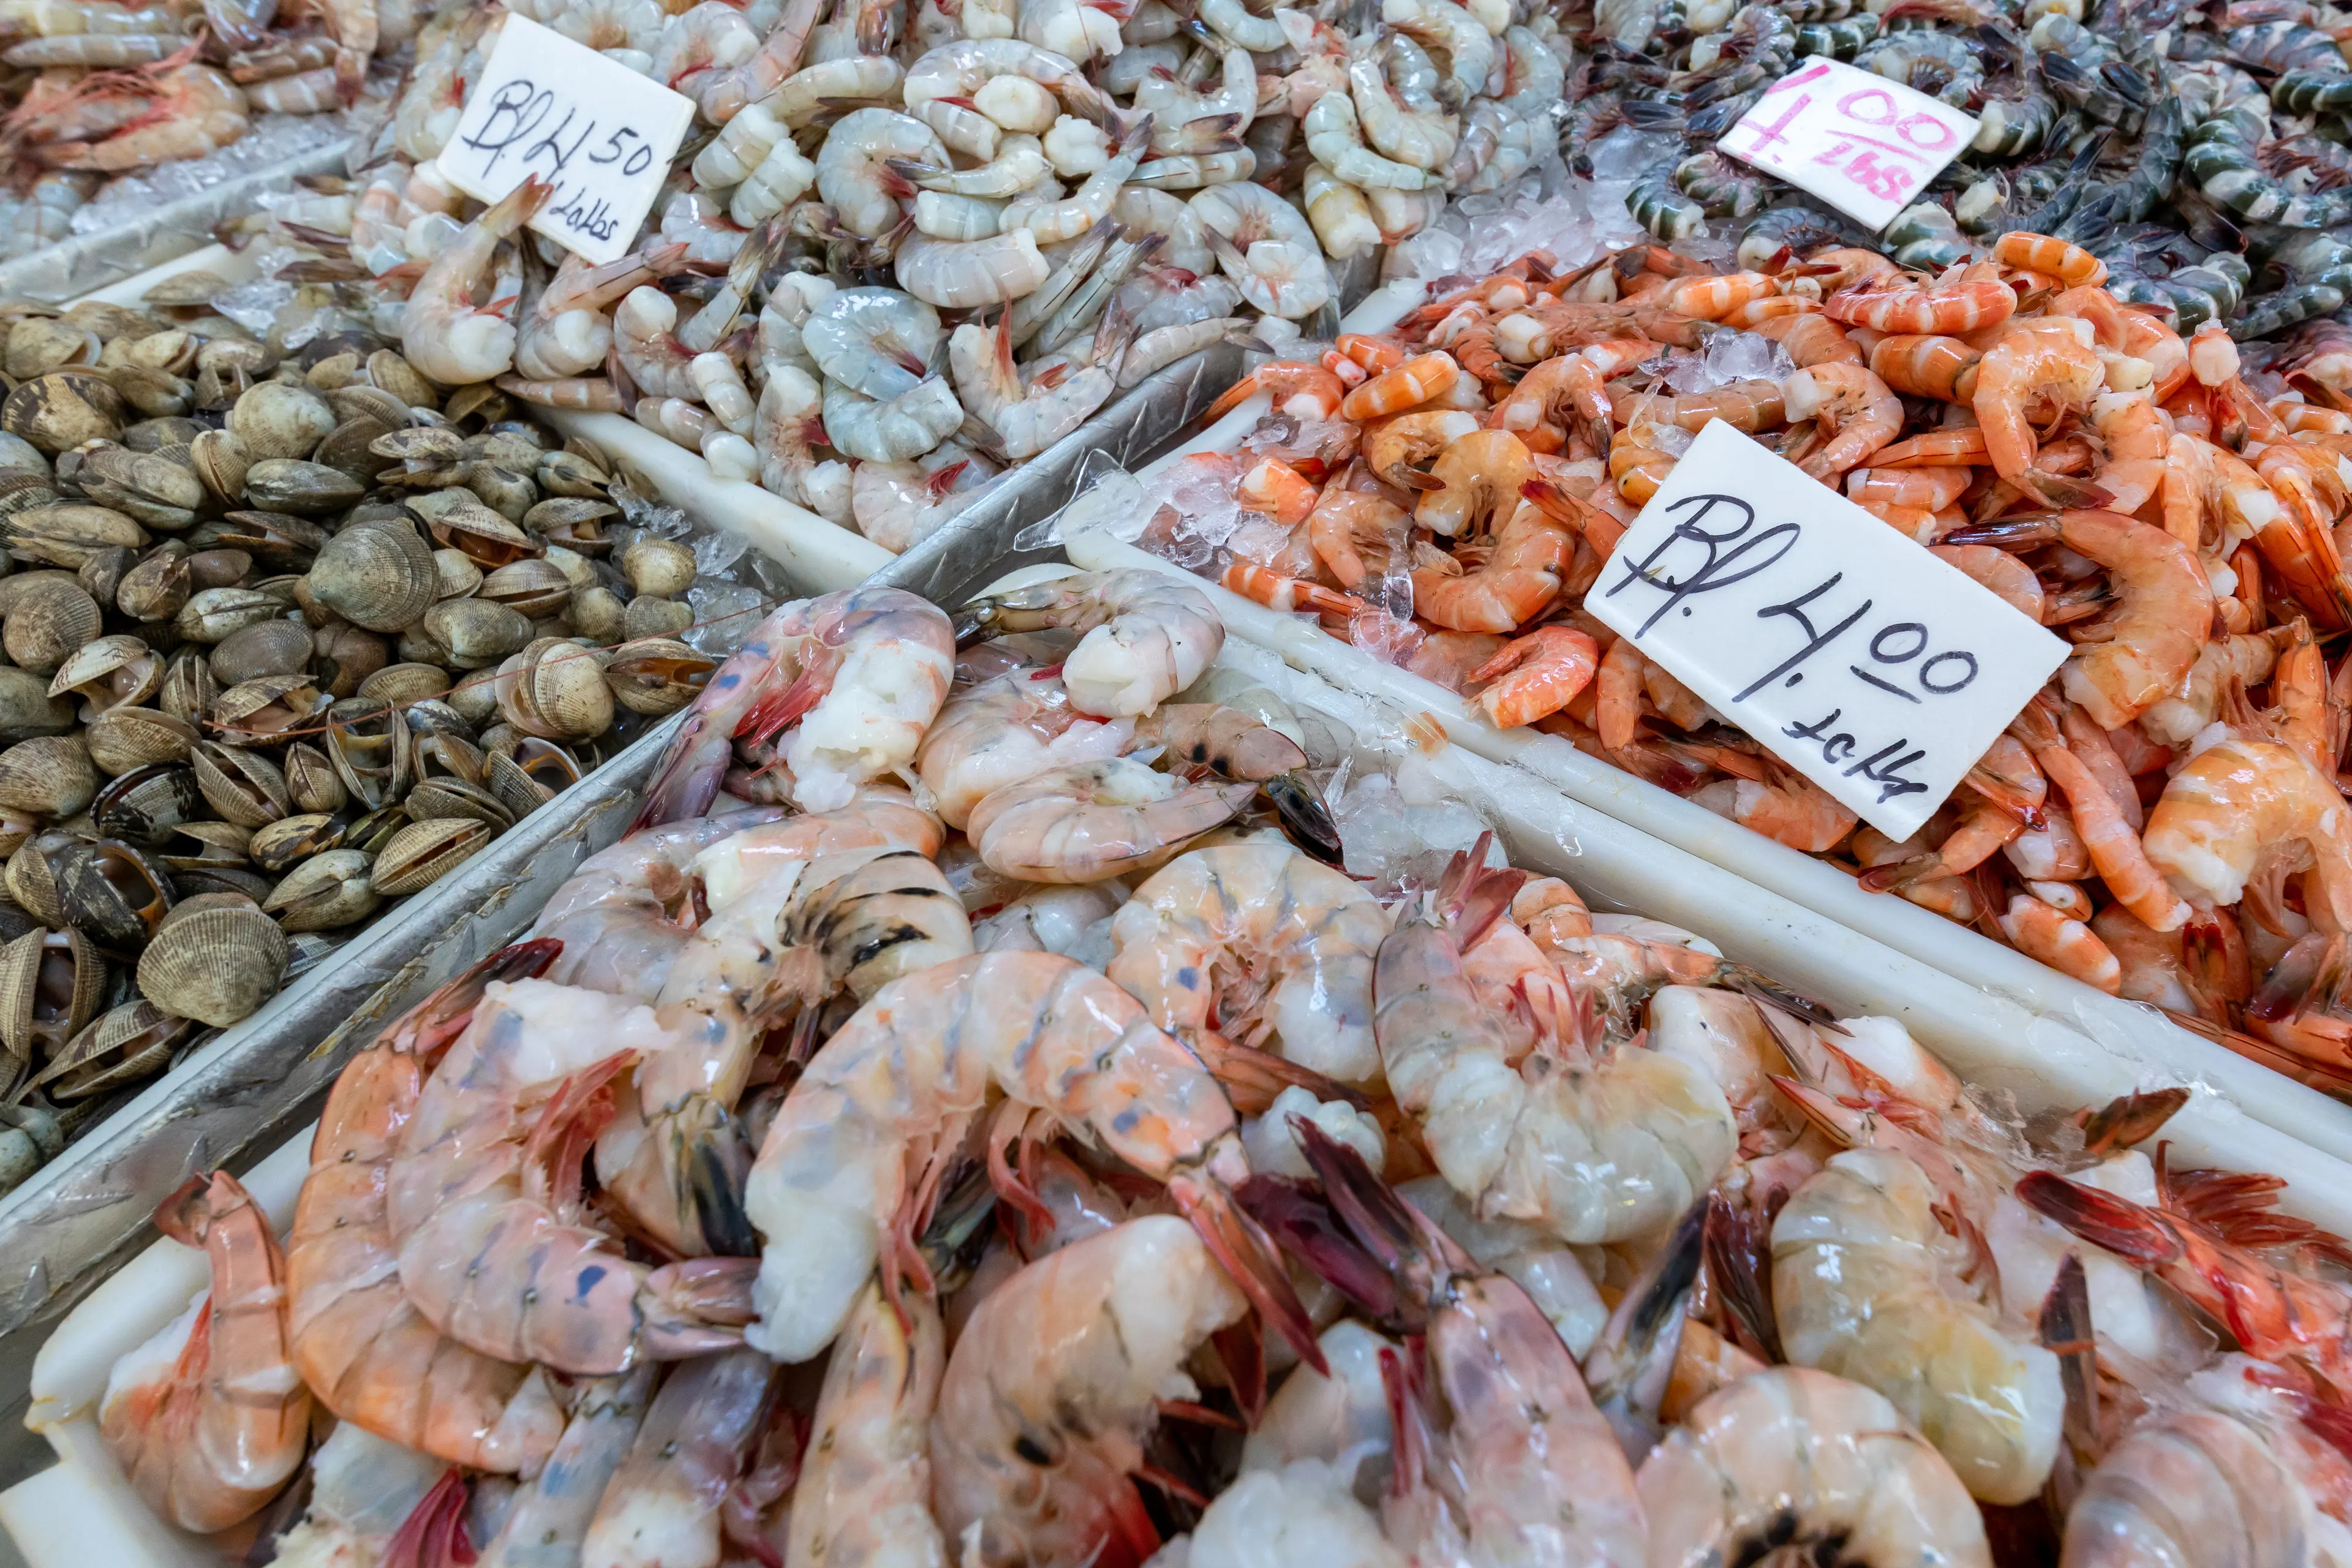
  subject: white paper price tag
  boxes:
[1717,58,1977,232]
[1586,422,2067,842]
[437,14,694,266]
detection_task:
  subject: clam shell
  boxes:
[0,735,95,819]
[116,547,191,622]
[8,502,147,569]
[157,820,251,871]
[571,586,627,643]
[85,706,198,775]
[536,450,611,500]
[485,739,581,820]
[0,927,106,1061]
[2,371,124,453]
[481,558,570,620]
[187,428,250,506]
[499,640,614,742]
[313,622,390,699]
[213,511,328,570]
[2,577,102,673]
[423,597,532,669]
[432,548,483,600]
[227,381,336,461]
[605,638,715,716]
[0,668,75,744]
[367,349,437,409]
[190,741,290,828]
[59,839,174,949]
[264,848,380,931]
[307,518,437,633]
[312,418,397,488]
[357,663,451,706]
[185,548,252,590]
[208,674,328,747]
[49,633,159,717]
[283,741,347,814]
[37,998,189,1099]
[369,817,491,896]
[4,832,79,927]
[622,595,695,641]
[243,458,365,515]
[405,775,513,830]
[209,619,314,687]
[157,648,217,726]
[91,763,199,844]
[623,537,698,598]
[328,385,411,430]
[412,490,541,566]
[325,698,413,810]
[249,813,345,873]
[283,930,343,982]
[138,900,288,1025]
[175,586,282,644]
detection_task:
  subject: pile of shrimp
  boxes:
[341,0,1577,554]
[1114,227,2352,1103]
[79,565,2352,1568]
[0,0,402,249]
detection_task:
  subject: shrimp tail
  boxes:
[1433,831,1528,949]
[383,1469,475,1568]
[1189,1028,1371,1115]
[1585,1197,1706,1459]
[2019,469,2113,510]
[2012,1170,2183,1268]
[1234,1169,1415,1329]
[150,1168,254,1250]
[734,656,837,749]
[632,712,728,830]
[2073,1085,2190,1156]
[688,1125,759,1258]
[1262,770,1344,866]
[2037,1251,2101,1462]
[1169,1174,1330,1375]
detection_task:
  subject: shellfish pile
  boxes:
[0,287,769,1192]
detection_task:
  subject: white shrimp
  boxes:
[1120,316,1249,388]
[1004,117,1148,244]
[1398,1174,1610,1357]
[649,1,757,103]
[755,364,846,519]
[758,270,835,375]
[612,286,700,399]
[902,37,1109,125]
[895,132,1052,197]
[786,1281,945,1568]
[1640,1369,1993,1568]
[916,665,1136,828]
[771,53,903,124]
[480,1369,654,1568]
[823,375,965,462]
[401,176,548,385]
[959,567,1224,716]
[1113,185,1215,273]
[851,442,1000,552]
[1349,50,1456,168]
[973,881,1128,956]
[1304,89,1430,189]
[1130,148,1257,189]
[913,189,1007,239]
[1135,40,1255,152]
[1197,0,1284,50]
[1382,0,1492,105]
[815,108,944,237]
[1241,1320,1398,1482]
[1190,179,1333,318]
[578,1349,777,1568]
[802,286,944,400]
[1159,1460,1403,1568]
[1017,0,1121,59]
[949,307,1128,459]
[529,809,790,1004]
[896,229,1052,308]
[516,241,688,381]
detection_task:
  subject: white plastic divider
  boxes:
[539,409,888,594]
[1066,527,2352,1169]
[73,243,263,309]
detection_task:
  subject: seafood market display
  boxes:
[0,276,770,1196]
[337,0,1577,553]
[1109,233,2352,1104]
[51,566,2352,1568]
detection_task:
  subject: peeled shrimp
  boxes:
[401,176,549,386]
[959,568,1223,717]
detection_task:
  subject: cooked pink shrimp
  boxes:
[1847,465,1972,511]
[2037,742,2188,933]
[1657,269,1779,321]
[1973,321,2105,500]
[1202,360,1346,422]
[1470,624,1599,728]
[1993,231,2106,287]
[1307,488,1409,589]
[400,176,552,386]
[1340,350,1458,418]
[2094,391,2169,515]
[2116,307,2190,401]
[1871,333,1981,400]
[1871,428,1988,467]
[1496,337,1652,451]
[1929,544,2044,621]
[1784,363,1901,480]
[2145,737,2352,933]
[1417,428,1536,538]
[1692,760,1858,853]
[1826,265,2015,334]
[1234,457,1320,526]
[742,950,1317,1365]
[100,1172,310,1534]
[1754,310,1866,369]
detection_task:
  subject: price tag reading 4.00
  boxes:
[1717,58,1977,232]
[437,14,695,266]
[1586,423,2067,842]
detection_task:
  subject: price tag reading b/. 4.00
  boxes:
[1717,58,1977,232]
[1586,421,2067,842]
[437,14,694,266]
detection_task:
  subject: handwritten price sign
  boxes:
[1717,58,1977,232]
[1587,423,2066,840]
[437,14,694,266]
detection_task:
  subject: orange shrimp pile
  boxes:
[1151,232,2352,1101]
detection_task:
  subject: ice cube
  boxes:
[685,581,767,655]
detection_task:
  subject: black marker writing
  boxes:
[1733,573,1874,703]
[458,81,556,178]
[1602,492,1800,637]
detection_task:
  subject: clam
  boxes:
[157,647,217,726]
[227,381,336,461]
[75,447,205,530]
[8,503,148,570]
[341,802,410,855]
[405,775,512,830]
[78,546,134,610]
[0,735,96,819]
[187,428,250,505]
[115,546,191,622]
[243,458,366,515]
[85,706,198,775]
[175,586,282,644]
[213,511,328,570]
[264,848,379,931]
[157,820,251,874]
[249,813,345,873]
[282,930,343,983]
[357,663,450,706]
[464,464,537,522]
[3,576,102,673]
[537,450,611,500]
[367,349,436,409]
[100,366,194,420]
[623,595,695,641]
[0,669,75,743]
[283,741,346,814]
[91,763,200,845]
[2,371,125,453]
[138,896,287,1025]
[306,517,437,632]
[423,597,532,669]
[370,817,490,896]
[209,619,314,687]
[58,839,174,949]
[325,698,412,810]
[412,490,542,566]
[486,737,582,820]
[481,558,570,620]
[605,638,715,716]
[5,832,80,927]
[0,472,59,522]
[624,536,699,598]
[312,622,389,698]
[39,999,190,1098]
[497,639,613,742]
[327,385,410,430]
[432,548,484,600]
[208,674,328,747]
[186,548,252,589]
[190,741,289,828]
[571,585,627,643]
[49,634,160,720]
[7,318,100,380]
[0,926,107,1061]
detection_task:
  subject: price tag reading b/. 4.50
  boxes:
[1717,58,1977,232]
[1586,422,2067,842]
[437,14,694,266]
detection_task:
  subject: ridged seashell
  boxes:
[190,741,289,829]
[138,897,288,1026]
[370,817,490,896]
[0,668,74,744]
[2,577,102,673]
[0,925,106,1060]
[0,472,60,522]
[243,458,366,516]
[325,698,412,810]
[227,381,336,461]
[447,670,500,727]
[77,545,134,611]
[0,735,95,819]
[157,820,251,872]
[423,597,532,669]
[85,706,198,777]
[570,586,627,644]
[485,737,581,820]
[91,763,200,845]
[411,490,541,566]
[604,638,714,717]
[115,546,191,623]
[481,559,570,620]
[442,385,510,430]
[157,648,217,728]
[366,350,437,410]
[404,775,511,830]
[187,428,250,507]
[143,271,227,307]
[49,633,160,720]
[283,929,343,982]
[184,548,252,590]
[311,417,396,488]
[0,898,36,945]
[282,741,346,815]
[264,848,379,931]
[466,467,537,524]
[249,813,345,873]
[210,511,328,571]
[306,518,437,633]
[622,595,695,642]
[208,674,328,748]
[58,839,174,949]
[496,639,613,742]
[5,832,80,927]
[7,317,99,380]
[341,802,409,856]
[40,998,190,1099]
[74,447,203,530]
[312,623,390,699]
[99,365,194,421]
[7,503,148,570]
[622,537,698,599]
[2,371,124,453]
[357,663,450,706]
[536,450,611,501]
[175,586,282,644]
[209,619,314,687]
[432,548,483,601]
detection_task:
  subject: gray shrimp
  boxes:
[1629,167,1707,239]
[2184,102,2352,226]
[1672,149,1768,218]
[1795,14,1879,58]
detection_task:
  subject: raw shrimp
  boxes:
[916,666,1134,829]
[99,1171,309,1534]
[1108,842,1389,1082]
[957,568,1223,717]
[965,756,1255,883]
[896,229,1053,309]
[383,975,758,1374]
[1772,1148,2064,1504]
[788,1280,945,1568]
[1131,701,1340,858]
[742,949,1313,1363]
[479,1368,653,1568]
[634,586,956,825]
[932,1216,1249,1568]
[36,62,249,171]
[1191,179,1334,318]
[579,1348,777,1568]
[286,944,568,1474]
[516,241,689,381]
[949,309,1124,459]
[401,177,550,386]
[1640,1368,1992,1568]
[1375,846,1737,1243]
